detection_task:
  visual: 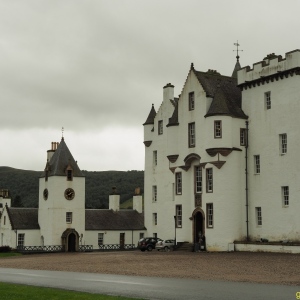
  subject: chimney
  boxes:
[163,83,174,103]
[47,142,59,161]
[109,186,120,211]
[133,187,143,213]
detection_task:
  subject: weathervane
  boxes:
[233,40,243,62]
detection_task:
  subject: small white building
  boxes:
[0,139,146,251]
[143,49,300,252]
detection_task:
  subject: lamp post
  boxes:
[174,216,177,249]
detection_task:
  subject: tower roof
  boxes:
[232,60,241,78]
[143,104,156,125]
[42,138,84,177]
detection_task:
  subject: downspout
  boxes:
[245,121,249,241]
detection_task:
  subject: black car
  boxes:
[137,237,162,251]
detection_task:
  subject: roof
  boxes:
[232,60,241,78]
[7,207,39,230]
[143,104,156,125]
[42,138,84,177]
[193,69,247,119]
[85,209,145,230]
[167,98,179,127]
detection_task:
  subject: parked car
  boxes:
[156,239,175,251]
[137,237,162,251]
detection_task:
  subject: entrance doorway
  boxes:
[68,233,76,252]
[120,233,125,250]
[194,211,204,243]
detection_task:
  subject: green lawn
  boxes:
[0,282,144,300]
[0,252,22,258]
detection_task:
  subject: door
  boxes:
[68,233,76,252]
[194,211,204,243]
[120,233,125,250]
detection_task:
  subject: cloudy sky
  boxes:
[0,0,299,171]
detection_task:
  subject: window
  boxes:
[188,123,195,147]
[214,121,222,138]
[256,207,262,226]
[66,212,72,223]
[175,172,182,195]
[98,233,104,245]
[3,216,6,225]
[158,120,163,135]
[67,170,73,181]
[265,92,271,109]
[139,232,144,239]
[206,168,213,192]
[195,166,202,194]
[240,128,247,146]
[254,155,260,174]
[153,151,157,166]
[280,134,287,155]
[206,203,213,228]
[152,185,157,202]
[18,233,25,247]
[189,92,195,110]
[175,205,182,228]
[282,186,289,206]
[153,233,157,238]
[153,213,157,225]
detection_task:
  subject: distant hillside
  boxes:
[0,167,144,208]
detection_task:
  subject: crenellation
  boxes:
[238,49,300,85]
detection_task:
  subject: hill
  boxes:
[0,167,144,208]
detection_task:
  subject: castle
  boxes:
[143,49,300,252]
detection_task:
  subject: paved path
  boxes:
[0,267,299,300]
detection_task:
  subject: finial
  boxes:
[62,127,64,139]
[233,40,243,62]
[190,62,194,70]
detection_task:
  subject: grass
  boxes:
[0,252,22,258]
[0,282,144,300]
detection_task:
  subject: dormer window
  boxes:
[67,169,73,181]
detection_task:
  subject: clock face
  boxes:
[64,188,75,200]
[43,188,48,200]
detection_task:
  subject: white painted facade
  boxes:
[144,50,300,252]
[0,140,145,251]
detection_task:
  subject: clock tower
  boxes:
[38,138,85,251]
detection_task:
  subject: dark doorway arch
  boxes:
[192,209,205,244]
[68,233,76,252]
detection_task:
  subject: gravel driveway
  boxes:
[0,250,299,286]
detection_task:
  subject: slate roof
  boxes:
[143,104,156,125]
[42,138,84,177]
[167,98,179,127]
[85,209,145,230]
[7,208,39,230]
[193,70,247,119]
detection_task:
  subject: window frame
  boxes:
[158,120,163,135]
[256,207,262,226]
[280,133,287,155]
[265,91,271,110]
[175,205,182,228]
[240,128,247,146]
[195,166,202,194]
[153,150,157,166]
[189,92,195,111]
[214,120,222,138]
[175,172,182,195]
[18,233,25,247]
[254,155,260,174]
[206,168,213,193]
[66,212,72,224]
[152,185,157,202]
[188,122,196,148]
[98,233,104,245]
[282,186,289,207]
[153,213,157,225]
[206,203,213,228]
